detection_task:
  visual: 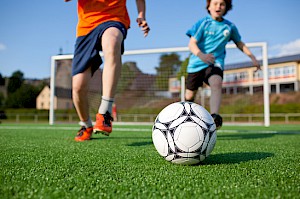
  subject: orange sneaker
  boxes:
[93,112,113,136]
[74,126,93,142]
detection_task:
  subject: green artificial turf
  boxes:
[0,124,299,198]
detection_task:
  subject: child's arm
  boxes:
[136,0,150,37]
[188,37,215,65]
[236,41,261,71]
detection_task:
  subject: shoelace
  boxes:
[103,112,113,127]
[77,126,86,136]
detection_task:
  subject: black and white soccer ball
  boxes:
[152,102,217,165]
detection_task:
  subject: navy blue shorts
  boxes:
[186,65,223,91]
[72,21,127,76]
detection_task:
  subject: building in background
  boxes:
[223,54,300,94]
[36,85,72,110]
[168,53,300,96]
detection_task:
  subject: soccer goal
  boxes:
[49,42,269,126]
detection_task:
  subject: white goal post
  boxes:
[49,42,269,126]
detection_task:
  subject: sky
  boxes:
[0,0,300,79]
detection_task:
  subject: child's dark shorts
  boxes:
[72,21,127,76]
[186,65,223,91]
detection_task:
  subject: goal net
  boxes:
[49,42,269,126]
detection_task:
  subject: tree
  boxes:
[0,92,4,109]
[0,73,5,86]
[7,70,24,94]
[177,56,190,80]
[155,53,182,90]
[5,84,40,108]
[117,62,139,93]
[0,73,5,109]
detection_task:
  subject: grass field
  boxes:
[1,123,299,198]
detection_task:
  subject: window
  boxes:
[171,80,180,87]
[280,83,295,92]
[253,70,263,79]
[274,68,281,77]
[283,65,295,76]
[268,68,273,78]
[240,72,248,80]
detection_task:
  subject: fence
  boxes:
[2,113,300,124]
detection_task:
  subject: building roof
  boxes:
[129,73,156,90]
[55,87,72,99]
[225,53,300,70]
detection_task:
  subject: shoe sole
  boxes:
[74,137,91,142]
[93,129,111,136]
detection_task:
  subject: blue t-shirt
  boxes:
[186,15,241,73]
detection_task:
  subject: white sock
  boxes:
[98,96,114,114]
[79,117,93,128]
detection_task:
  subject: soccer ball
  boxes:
[152,102,217,165]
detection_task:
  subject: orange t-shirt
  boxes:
[76,0,130,37]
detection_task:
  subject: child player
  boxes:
[65,0,150,141]
[185,0,260,129]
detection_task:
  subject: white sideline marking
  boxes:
[0,126,151,132]
[217,129,279,134]
[0,125,298,134]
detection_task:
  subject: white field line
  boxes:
[0,125,151,132]
[0,125,285,134]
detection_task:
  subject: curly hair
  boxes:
[206,0,233,16]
